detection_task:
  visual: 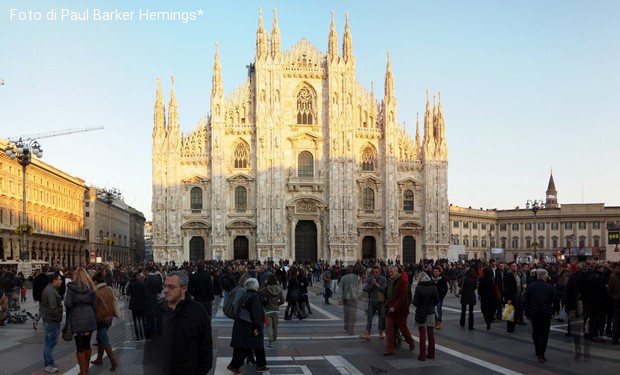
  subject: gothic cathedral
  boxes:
[151,10,449,264]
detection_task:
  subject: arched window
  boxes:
[363,188,374,211]
[403,190,414,211]
[233,141,250,169]
[296,87,314,125]
[298,151,314,178]
[235,186,247,211]
[190,187,203,211]
[361,145,376,171]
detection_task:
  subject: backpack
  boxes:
[223,286,246,319]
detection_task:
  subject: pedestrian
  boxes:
[586,263,608,343]
[608,262,620,346]
[144,265,163,339]
[90,270,119,371]
[298,268,312,316]
[459,266,478,330]
[64,267,97,375]
[127,272,148,341]
[260,274,285,347]
[284,268,304,320]
[0,291,9,325]
[339,265,360,335]
[189,261,215,319]
[360,265,387,340]
[41,272,63,373]
[32,266,50,330]
[478,267,497,330]
[524,269,560,363]
[143,271,213,374]
[412,272,439,361]
[228,278,270,374]
[322,267,332,304]
[383,265,416,356]
[431,266,448,329]
[505,262,523,334]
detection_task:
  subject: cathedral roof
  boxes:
[283,39,325,76]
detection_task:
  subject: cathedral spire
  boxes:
[435,91,448,160]
[153,77,166,132]
[328,11,339,60]
[415,112,421,153]
[168,75,178,130]
[384,50,394,99]
[256,8,267,59]
[270,8,281,58]
[212,41,223,98]
[342,13,353,62]
[422,89,436,160]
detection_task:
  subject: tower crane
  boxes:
[7,125,104,143]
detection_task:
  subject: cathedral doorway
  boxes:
[403,236,416,264]
[362,236,376,260]
[295,220,317,261]
[189,236,205,263]
[234,236,249,260]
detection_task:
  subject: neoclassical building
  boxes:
[151,10,449,263]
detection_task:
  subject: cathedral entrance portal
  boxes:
[234,236,249,260]
[189,236,205,263]
[362,236,376,260]
[403,236,416,264]
[295,220,317,261]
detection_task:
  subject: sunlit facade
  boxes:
[151,10,449,263]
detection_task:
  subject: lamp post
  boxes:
[5,138,43,261]
[526,199,545,262]
[97,187,122,263]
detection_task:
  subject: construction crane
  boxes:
[7,125,104,143]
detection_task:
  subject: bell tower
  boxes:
[545,171,558,208]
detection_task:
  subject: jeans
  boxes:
[531,312,551,356]
[366,300,385,332]
[96,323,110,346]
[43,322,61,367]
[265,311,279,343]
[436,299,444,322]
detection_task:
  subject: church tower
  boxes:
[546,172,558,208]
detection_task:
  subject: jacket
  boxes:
[144,296,213,374]
[609,272,620,300]
[41,284,63,323]
[260,284,284,311]
[64,281,97,334]
[432,276,448,300]
[459,275,478,305]
[32,272,49,302]
[188,269,215,304]
[95,283,116,326]
[524,279,560,316]
[127,279,148,312]
[231,290,265,349]
[363,274,387,303]
[412,279,439,317]
[387,275,410,318]
[338,273,360,300]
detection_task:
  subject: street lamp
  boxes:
[5,138,43,261]
[97,187,122,263]
[526,199,545,262]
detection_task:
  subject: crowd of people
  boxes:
[1,255,619,373]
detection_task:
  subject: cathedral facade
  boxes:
[151,10,449,264]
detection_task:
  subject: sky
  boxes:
[2,0,619,221]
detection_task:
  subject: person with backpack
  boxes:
[260,275,284,347]
[221,268,237,304]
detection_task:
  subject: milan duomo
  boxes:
[151,10,449,264]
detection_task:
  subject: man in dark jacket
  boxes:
[144,271,213,374]
[586,263,608,343]
[524,269,560,363]
[188,261,215,319]
[504,262,522,334]
[432,267,448,329]
[41,273,63,373]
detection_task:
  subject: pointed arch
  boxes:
[360,143,377,171]
[233,139,250,169]
[295,83,317,125]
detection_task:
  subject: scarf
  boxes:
[387,274,400,302]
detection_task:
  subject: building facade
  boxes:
[0,138,87,266]
[151,10,449,263]
[449,174,620,263]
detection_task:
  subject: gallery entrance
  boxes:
[295,220,317,261]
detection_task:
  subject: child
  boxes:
[21,287,27,302]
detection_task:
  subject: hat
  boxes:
[420,274,431,283]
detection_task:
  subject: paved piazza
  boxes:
[1,284,619,375]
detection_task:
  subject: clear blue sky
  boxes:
[2,0,619,220]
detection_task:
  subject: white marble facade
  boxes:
[151,10,449,263]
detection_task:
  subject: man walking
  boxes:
[32,265,50,330]
[41,273,63,373]
[524,269,560,363]
[504,262,523,334]
[189,261,215,319]
[432,266,448,329]
[339,266,361,335]
[383,265,415,356]
[360,265,387,340]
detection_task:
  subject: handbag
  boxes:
[62,321,73,341]
[502,303,515,322]
[493,281,501,300]
[112,295,121,318]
